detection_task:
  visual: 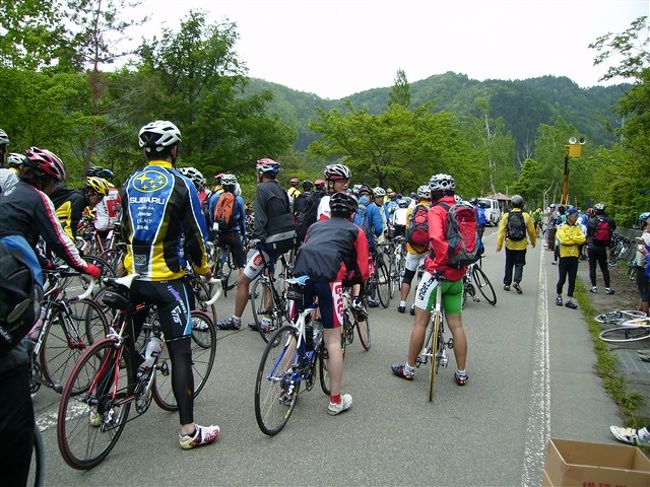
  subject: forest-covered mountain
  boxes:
[246,72,628,154]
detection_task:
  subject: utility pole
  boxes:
[560,136,586,205]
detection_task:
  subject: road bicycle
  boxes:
[609,234,632,266]
[340,286,371,357]
[56,274,219,469]
[366,247,391,309]
[386,236,406,299]
[254,276,330,435]
[250,250,293,343]
[461,261,497,308]
[595,309,647,326]
[599,317,650,343]
[415,277,453,401]
[28,270,105,395]
[209,239,239,297]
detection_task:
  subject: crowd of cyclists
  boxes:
[1,120,649,482]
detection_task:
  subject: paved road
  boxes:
[33,229,622,486]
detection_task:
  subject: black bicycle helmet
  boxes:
[330,192,358,215]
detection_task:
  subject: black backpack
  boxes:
[296,191,324,243]
[506,211,527,241]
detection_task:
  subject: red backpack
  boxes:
[439,202,480,269]
[406,204,429,248]
[592,217,612,244]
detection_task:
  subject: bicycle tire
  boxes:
[57,339,132,470]
[473,265,497,305]
[40,306,92,393]
[356,313,371,351]
[318,344,331,395]
[153,311,217,411]
[599,326,650,343]
[30,424,45,487]
[251,277,283,343]
[376,263,391,309]
[79,298,110,346]
[594,310,647,325]
[254,325,300,435]
[428,313,441,402]
[192,279,217,325]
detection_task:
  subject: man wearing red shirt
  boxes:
[391,173,469,386]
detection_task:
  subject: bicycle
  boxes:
[209,239,238,297]
[254,276,330,435]
[249,250,293,343]
[28,270,104,395]
[387,236,406,299]
[56,274,219,469]
[340,286,371,357]
[28,424,45,487]
[595,309,647,325]
[414,277,453,401]
[609,234,632,266]
[599,317,650,343]
[366,247,391,309]
[462,261,497,308]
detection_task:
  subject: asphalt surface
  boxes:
[33,228,622,486]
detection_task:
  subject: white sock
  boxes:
[232,315,242,323]
[400,300,406,307]
[638,427,650,442]
[456,368,467,376]
[404,363,416,374]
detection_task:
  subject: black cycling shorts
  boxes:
[131,279,192,341]
[217,231,246,268]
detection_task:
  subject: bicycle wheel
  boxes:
[376,263,391,309]
[250,277,283,343]
[192,280,217,325]
[40,306,92,393]
[428,313,441,402]
[318,344,331,395]
[57,339,133,470]
[356,313,371,351]
[472,265,497,305]
[254,325,300,435]
[599,326,650,343]
[29,425,45,487]
[153,311,217,411]
[78,299,110,345]
[99,248,126,277]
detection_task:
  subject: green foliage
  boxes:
[389,68,410,109]
[308,103,484,194]
[590,16,649,81]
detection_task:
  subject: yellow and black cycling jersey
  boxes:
[121,160,210,281]
[50,187,89,240]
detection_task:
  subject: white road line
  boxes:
[521,246,551,486]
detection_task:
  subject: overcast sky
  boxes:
[134,0,648,99]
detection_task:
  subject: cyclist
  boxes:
[122,120,219,449]
[180,167,210,207]
[390,197,410,239]
[86,167,121,242]
[356,185,384,307]
[217,158,294,331]
[292,192,369,414]
[314,178,325,192]
[632,212,650,315]
[317,164,351,221]
[391,173,470,386]
[293,180,314,216]
[287,177,301,210]
[470,198,487,241]
[212,172,224,193]
[0,130,20,194]
[554,207,586,309]
[587,202,616,294]
[373,187,389,243]
[497,195,536,294]
[51,176,110,240]
[208,173,247,279]
[397,185,431,314]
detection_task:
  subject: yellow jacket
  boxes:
[497,209,536,251]
[556,223,586,258]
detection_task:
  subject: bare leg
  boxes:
[407,306,431,366]
[445,313,467,370]
[323,328,343,396]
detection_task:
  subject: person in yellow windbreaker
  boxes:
[497,195,536,294]
[554,207,586,309]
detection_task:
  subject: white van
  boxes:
[477,198,502,226]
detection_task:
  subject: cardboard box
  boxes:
[543,438,650,486]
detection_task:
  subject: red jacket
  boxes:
[424,195,465,281]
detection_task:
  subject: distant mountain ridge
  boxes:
[246,72,628,154]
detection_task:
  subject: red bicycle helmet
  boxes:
[25,147,66,181]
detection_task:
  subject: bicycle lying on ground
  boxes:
[598,314,650,343]
[56,275,220,469]
[254,276,330,436]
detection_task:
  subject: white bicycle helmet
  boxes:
[323,163,351,181]
[373,187,386,197]
[0,129,9,145]
[454,195,463,204]
[7,152,26,168]
[181,167,205,186]
[428,173,455,192]
[594,202,605,211]
[221,174,237,186]
[416,185,431,199]
[138,120,182,152]
[256,157,281,176]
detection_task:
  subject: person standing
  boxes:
[391,173,470,386]
[555,207,586,309]
[587,202,616,294]
[632,212,650,315]
[497,195,536,294]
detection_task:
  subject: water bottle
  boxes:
[139,335,163,377]
[312,320,323,349]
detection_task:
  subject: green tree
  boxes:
[389,68,410,109]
